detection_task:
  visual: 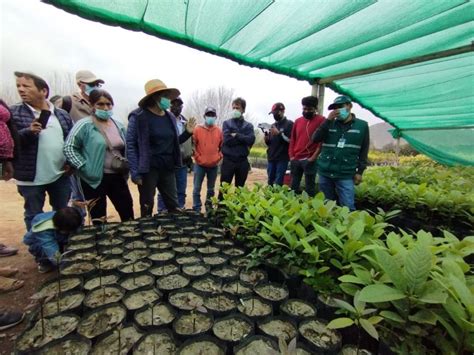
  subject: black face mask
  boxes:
[303,111,314,120]
[273,113,282,121]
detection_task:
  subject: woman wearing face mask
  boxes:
[126,79,196,217]
[192,106,223,213]
[63,89,134,223]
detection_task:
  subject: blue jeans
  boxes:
[267,160,288,186]
[158,166,188,211]
[193,164,218,212]
[318,174,356,211]
[69,175,86,218]
[17,175,71,230]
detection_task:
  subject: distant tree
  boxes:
[183,86,236,126]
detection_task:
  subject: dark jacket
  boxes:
[222,117,255,162]
[264,117,293,161]
[312,115,369,179]
[10,103,72,181]
[126,108,191,181]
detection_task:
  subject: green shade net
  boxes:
[44,0,474,165]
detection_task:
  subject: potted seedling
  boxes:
[122,286,162,311]
[237,296,273,320]
[84,274,119,291]
[120,272,155,291]
[124,248,150,261]
[299,317,342,354]
[118,259,152,274]
[204,293,238,316]
[222,280,253,297]
[133,329,178,354]
[37,276,82,298]
[174,245,197,254]
[134,301,177,329]
[212,314,254,344]
[210,265,239,281]
[191,276,223,295]
[257,316,297,343]
[198,244,220,255]
[84,285,124,309]
[78,303,127,339]
[38,290,85,318]
[148,250,175,263]
[168,289,205,312]
[279,299,317,322]
[177,335,226,355]
[233,335,278,355]
[182,263,210,278]
[240,268,268,286]
[156,273,190,293]
[37,334,91,354]
[149,262,179,277]
[203,254,228,267]
[149,241,172,250]
[254,282,289,307]
[172,310,213,339]
[92,323,143,355]
[176,253,202,265]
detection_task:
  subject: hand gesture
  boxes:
[270,126,279,136]
[327,109,339,121]
[186,117,197,133]
[30,120,43,134]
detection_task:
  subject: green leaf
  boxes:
[333,299,356,313]
[404,241,432,295]
[312,223,344,249]
[294,223,307,240]
[360,318,379,340]
[380,310,404,323]
[375,249,406,292]
[327,317,354,329]
[348,220,365,240]
[339,283,360,296]
[408,310,438,325]
[449,274,474,315]
[368,315,384,325]
[359,284,406,303]
[338,275,366,285]
[418,280,448,304]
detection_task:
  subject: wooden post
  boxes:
[312,83,325,115]
[395,137,400,166]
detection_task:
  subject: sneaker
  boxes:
[38,262,53,274]
[0,311,24,330]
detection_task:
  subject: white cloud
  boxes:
[1,0,383,125]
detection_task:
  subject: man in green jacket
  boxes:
[312,95,369,211]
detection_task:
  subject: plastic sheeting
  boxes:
[43,0,474,165]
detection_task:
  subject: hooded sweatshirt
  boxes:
[193,124,223,167]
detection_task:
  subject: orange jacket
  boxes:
[193,124,223,167]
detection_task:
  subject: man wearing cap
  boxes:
[312,95,369,211]
[157,97,193,211]
[265,102,293,185]
[58,70,105,123]
[288,96,325,196]
[127,79,196,216]
[10,72,73,231]
[220,97,255,194]
[192,106,223,213]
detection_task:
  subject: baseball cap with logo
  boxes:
[328,95,352,110]
[268,102,285,114]
[76,70,104,84]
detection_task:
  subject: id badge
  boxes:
[337,138,346,148]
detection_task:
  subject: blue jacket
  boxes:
[10,103,73,181]
[126,108,191,181]
[23,211,68,265]
[222,118,255,162]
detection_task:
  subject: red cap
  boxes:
[268,102,285,114]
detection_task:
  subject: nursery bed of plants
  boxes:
[355,165,474,235]
[216,184,474,354]
[16,211,357,354]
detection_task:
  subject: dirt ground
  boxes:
[0,168,267,353]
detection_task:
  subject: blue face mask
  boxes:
[95,109,113,120]
[232,109,242,119]
[85,84,99,95]
[159,97,171,111]
[337,107,350,121]
[205,116,216,126]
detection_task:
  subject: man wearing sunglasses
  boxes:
[312,95,369,211]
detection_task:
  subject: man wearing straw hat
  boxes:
[126,79,196,216]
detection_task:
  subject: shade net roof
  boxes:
[44,0,474,165]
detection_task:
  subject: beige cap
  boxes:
[138,79,180,108]
[76,70,104,84]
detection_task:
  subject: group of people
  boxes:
[0,68,369,330]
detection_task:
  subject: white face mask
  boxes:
[232,109,242,119]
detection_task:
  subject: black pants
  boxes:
[290,159,317,197]
[138,167,178,217]
[81,173,134,224]
[219,158,250,199]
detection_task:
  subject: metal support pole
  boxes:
[395,137,400,166]
[312,83,325,115]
